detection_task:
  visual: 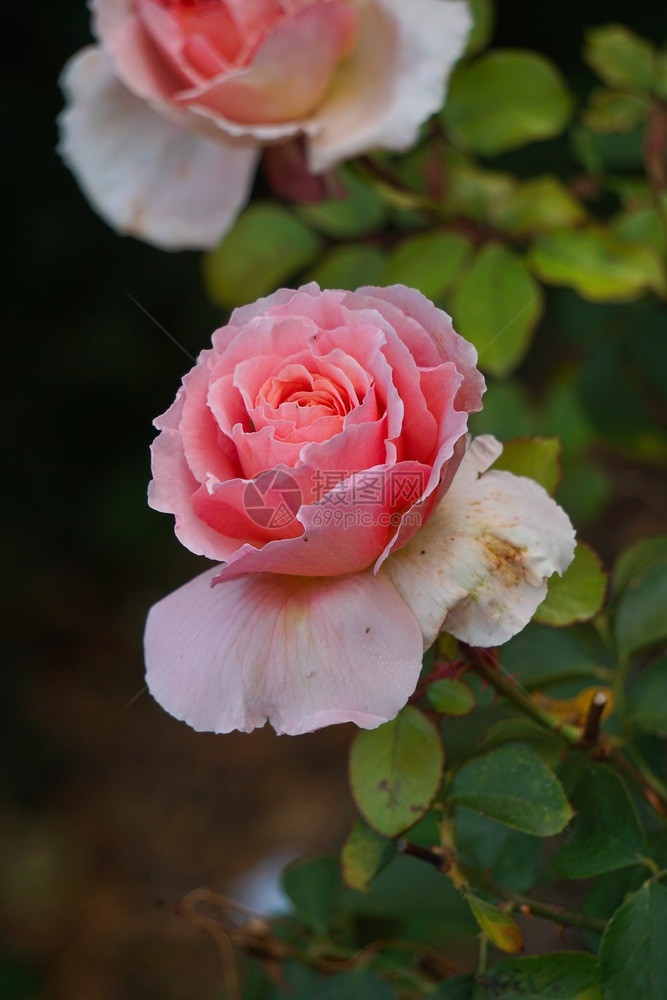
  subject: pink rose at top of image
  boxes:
[58,0,472,250]
[144,283,576,735]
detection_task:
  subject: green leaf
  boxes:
[627,652,667,735]
[278,964,395,1000]
[584,25,655,92]
[306,245,385,290]
[600,882,667,1000]
[467,894,523,953]
[614,554,667,659]
[554,763,648,878]
[491,177,586,235]
[448,746,573,836]
[349,706,444,837]
[626,301,667,400]
[556,460,612,526]
[503,623,607,689]
[571,122,645,173]
[454,806,542,892]
[282,856,343,933]
[493,437,561,494]
[297,167,386,239]
[435,974,475,999]
[528,227,665,302]
[340,821,395,893]
[468,380,535,440]
[443,51,572,155]
[474,952,602,999]
[385,231,471,301]
[350,853,467,920]
[578,339,667,458]
[583,88,650,133]
[474,718,565,767]
[441,151,516,224]
[465,0,495,56]
[452,245,543,377]
[581,865,646,933]
[541,371,595,457]
[427,678,476,716]
[533,542,607,627]
[608,177,654,205]
[613,535,667,594]
[613,207,667,256]
[552,289,617,350]
[656,47,667,100]
[204,203,322,309]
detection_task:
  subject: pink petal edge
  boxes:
[145,565,424,735]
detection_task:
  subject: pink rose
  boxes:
[58,0,471,249]
[144,284,576,734]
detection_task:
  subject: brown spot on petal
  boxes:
[482,535,526,586]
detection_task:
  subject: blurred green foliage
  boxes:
[194,6,667,995]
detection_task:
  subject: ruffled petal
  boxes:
[148,427,241,560]
[355,285,485,414]
[145,565,423,734]
[58,47,259,250]
[383,436,576,648]
[179,1,358,125]
[307,0,471,172]
[92,0,181,101]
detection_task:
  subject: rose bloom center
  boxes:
[259,366,353,418]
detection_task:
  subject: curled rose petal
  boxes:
[383,435,577,648]
[307,0,472,172]
[145,564,424,734]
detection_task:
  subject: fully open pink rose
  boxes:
[58,0,471,249]
[144,284,576,734]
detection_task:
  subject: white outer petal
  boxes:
[144,565,423,735]
[307,0,471,173]
[58,47,260,250]
[383,436,577,648]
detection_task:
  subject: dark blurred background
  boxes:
[2,2,666,997]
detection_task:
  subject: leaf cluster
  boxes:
[191,6,667,996]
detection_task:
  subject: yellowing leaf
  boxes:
[491,177,587,235]
[340,821,395,893]
[583,88,650,133]
[528,227,665,302]
[533,686,614,726]
[467,894,523,953]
